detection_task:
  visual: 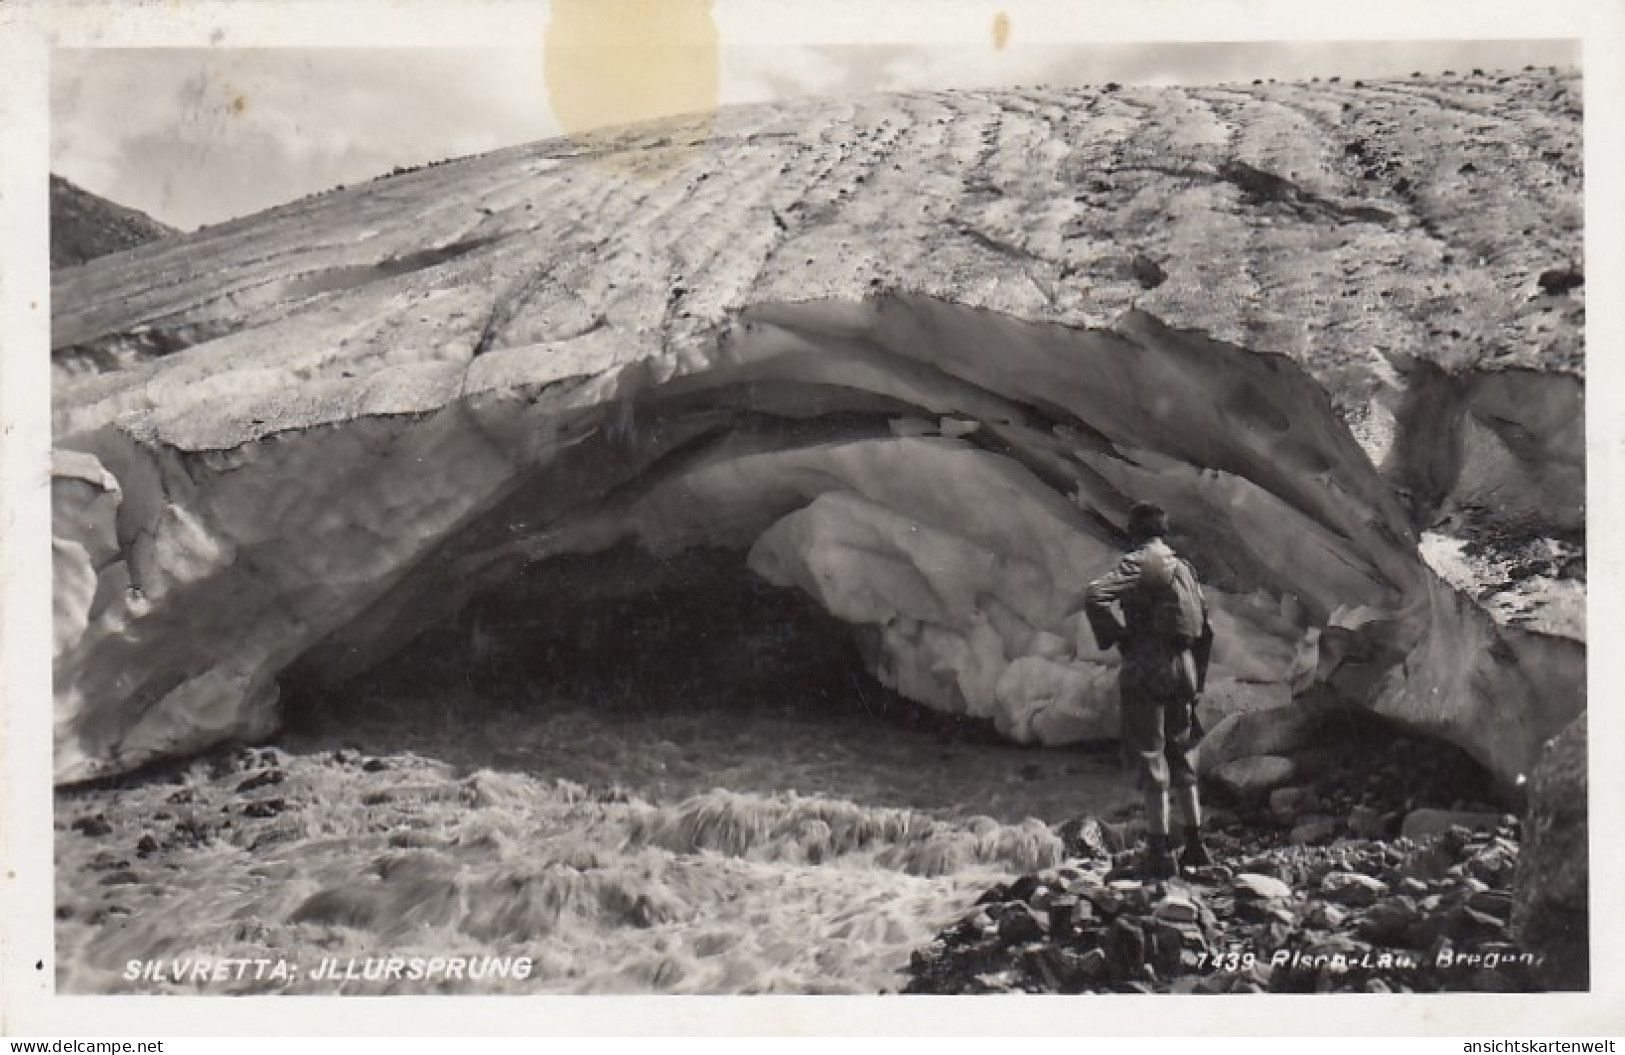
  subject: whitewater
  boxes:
[55,594,1138,995]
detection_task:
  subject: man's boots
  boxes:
[1142,833,1179,880]
[1181,825,1212,868]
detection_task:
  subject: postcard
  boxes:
[3,0,1622,1038]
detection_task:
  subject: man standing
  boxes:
[1083,501,1213,880]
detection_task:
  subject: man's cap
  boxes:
[1128,501,1170,541]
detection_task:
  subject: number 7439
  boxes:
[1195,949,1257,971]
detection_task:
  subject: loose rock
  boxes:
[997,902,1047,945]
[1152,895,1200,924]
[1536,267,1584,294]
[72,815,112,837]
[1213,755,1298,799]
[1269,785,1312,823]
[1347,805,1387,839]
[1290,815,1339,845]
[1233,873,1294,901]
[1320,871,1388,907]
[1401,808,1503,841]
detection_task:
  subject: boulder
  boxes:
[1304,903,1348,930]
[1022,946,1089,992]
[1056,815,1118,859]
[1536,267,1583,295]
[1212,755,1298,799]
[1512,715,1588,990]
[1400,809,1505,842]
[1104,917,1147,977]
[1268,785,1312,823]
[1195,706,1318,779]
[1233,873,1294,901]
[1463,837,1519,887]
[996,902,1047,945]
[1193,678,1292,733]
[71,815,112,838]
[1449,905,1510,944]
[1289,815,1339,845]
[1046,896,1082,936]
[1468,889,1513,921]
[1003,875,1043,904]
[1319,871,1388,908]
[1347,805,1388,840]
[1129,253,1168,290]
[1356,896,1424,947]
[1148,919,1186,974]
[1151,895,1200,924]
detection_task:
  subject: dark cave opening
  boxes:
[446,545,885,720]
[271,543,1132,821]
[279,543,1003,745]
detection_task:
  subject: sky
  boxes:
[51,38,1579,231]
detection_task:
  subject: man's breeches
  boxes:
[1118,648,1199,791]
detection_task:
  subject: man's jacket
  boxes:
[1083,538,1214,696]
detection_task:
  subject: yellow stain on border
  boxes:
[992,12,1011,51]
[544,0,719,176]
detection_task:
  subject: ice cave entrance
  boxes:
[280,544,986,747]
[274,541,1133,821]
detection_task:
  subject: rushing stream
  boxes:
[56,554,1139,995]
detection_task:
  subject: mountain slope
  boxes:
[50,175,177,269]
[52,70,1582,397]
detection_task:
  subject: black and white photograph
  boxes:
[3,0,1622,1037]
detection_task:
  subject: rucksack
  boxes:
[1133,544,1207,644]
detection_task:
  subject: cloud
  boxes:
[720,45,855,106]
[51,39,1580,230]
[52,48,556,229]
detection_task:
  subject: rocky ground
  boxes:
[906,819,1530,994]
[54,692,1565,995]
[905,715,1546,994]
